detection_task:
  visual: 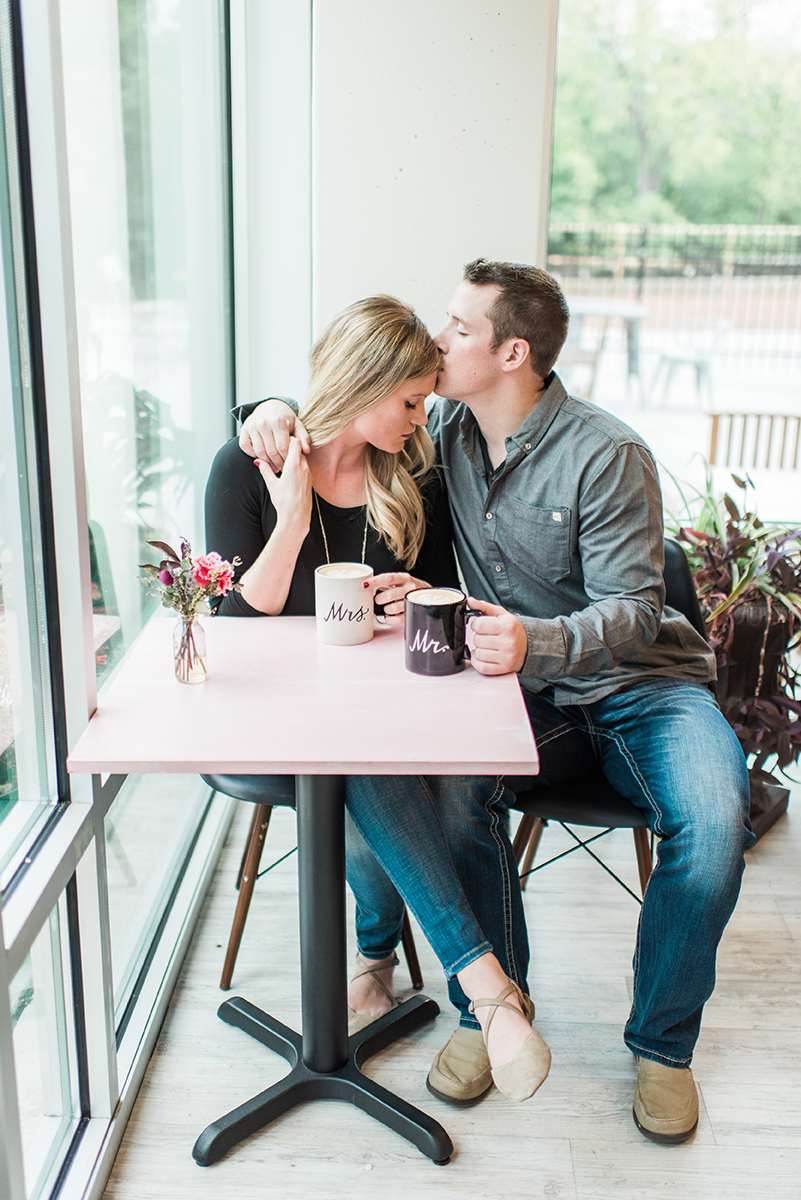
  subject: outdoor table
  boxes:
[67,615,539,1166]
[567,297,650,378]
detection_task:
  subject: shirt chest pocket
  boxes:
[502,502,573,582]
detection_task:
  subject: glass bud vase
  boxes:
[173,614,207,684]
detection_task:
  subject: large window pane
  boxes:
[10,895,80,1199]
[0,0,60,883]
[60,0,231,687]
[106,774,210,1026]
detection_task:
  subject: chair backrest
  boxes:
[663,537,707,639]
[709,412,801,471]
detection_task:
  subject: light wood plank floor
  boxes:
[103,787,801,1200]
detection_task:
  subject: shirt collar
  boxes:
[458,371,568,481]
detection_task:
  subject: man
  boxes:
[238,259,753,1143]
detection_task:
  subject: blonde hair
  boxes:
[300,296,439,567]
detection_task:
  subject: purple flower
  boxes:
[159,569,174,586]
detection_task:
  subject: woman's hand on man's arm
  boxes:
[239,399,311,472]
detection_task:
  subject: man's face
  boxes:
[433,281,503,402]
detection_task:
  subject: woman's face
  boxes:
[350,372,436,453]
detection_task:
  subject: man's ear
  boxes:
[500,337,531,373]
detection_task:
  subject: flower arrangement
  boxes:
[139,538,241,681]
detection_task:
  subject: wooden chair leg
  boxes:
[632,826,653,896]
[518,818,545,891]
[400,908,424,990]
[235,804,266,891]
[220,804,272,990]
[511,812,536,860]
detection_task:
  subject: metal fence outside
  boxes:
[547,224,801,367]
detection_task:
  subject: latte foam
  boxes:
[407,587,464,605]
[317,562,373,579]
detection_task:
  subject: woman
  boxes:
[205,296,548,1102]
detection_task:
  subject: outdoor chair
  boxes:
[505,537,708,902]
[555,318,609,402]
[709,412,801,472]
[709,412,801,523]
[649,318,731,408]
[201,772,424,991]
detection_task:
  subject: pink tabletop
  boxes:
[67,616,539,777]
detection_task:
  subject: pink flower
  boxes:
[192,552,237,595]
[159,568,174,586]
[192,552,223,588]
[214,564,236,595]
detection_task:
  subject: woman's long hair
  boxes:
[300,296,439,568]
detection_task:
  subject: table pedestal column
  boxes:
[192,775,453,1167]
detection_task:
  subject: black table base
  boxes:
[192,775,453,1167]
[192,994,453,1166]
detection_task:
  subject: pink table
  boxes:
[68,616,539,1165]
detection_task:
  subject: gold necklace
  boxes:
[314,490,369,565]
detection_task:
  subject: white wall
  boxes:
[236,0,558,391]
[312,0,559,336]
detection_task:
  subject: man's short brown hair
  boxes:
[463,258,570,378]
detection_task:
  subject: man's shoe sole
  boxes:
[426,1076,492,1107]
[632,1107,698,1144]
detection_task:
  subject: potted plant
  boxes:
[666,471,801,839]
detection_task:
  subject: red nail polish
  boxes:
[254,459,260,466]
[362,581,369,588]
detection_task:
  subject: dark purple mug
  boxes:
[404,587,479,676]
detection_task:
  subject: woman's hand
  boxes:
[241,399,311,473]
[255,437,312,535]
[365,572,427,626]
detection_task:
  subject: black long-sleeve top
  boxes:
[205,438,459,616]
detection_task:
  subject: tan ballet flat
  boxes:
[347,951,398,1035]
[469,980,551,1102]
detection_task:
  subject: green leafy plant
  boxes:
[665,470,801,785]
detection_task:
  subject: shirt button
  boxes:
[486,512,493,519]
[524,442,531,450]
[495,565,502,572]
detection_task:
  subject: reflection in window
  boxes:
[106,774,211,1027]
[0,0,60,879]
[60,0,231,687]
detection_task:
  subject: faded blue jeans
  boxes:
[344,774,528,1007]
[346,678,753,1065]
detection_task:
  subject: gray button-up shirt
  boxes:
[427,374,716,705]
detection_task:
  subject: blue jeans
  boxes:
[344,778,493,981]
[344,775,526,1023]
[346,678,753,1064]
[521,678,754,1066]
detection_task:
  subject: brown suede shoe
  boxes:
[427,1027,492,1106]
[426,991,538,1107]
[633,1057,699,1144]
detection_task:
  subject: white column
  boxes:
[231,0,313,406]
[312,0,560,334]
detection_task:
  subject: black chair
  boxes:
[201,773,424,991]
[506,537,708,901]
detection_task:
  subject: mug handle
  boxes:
[463,609,482,661]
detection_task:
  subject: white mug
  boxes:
[314,562,374,645]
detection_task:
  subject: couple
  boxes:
[207,259,753,1143]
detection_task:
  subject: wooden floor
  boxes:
[103,789,801,1200]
